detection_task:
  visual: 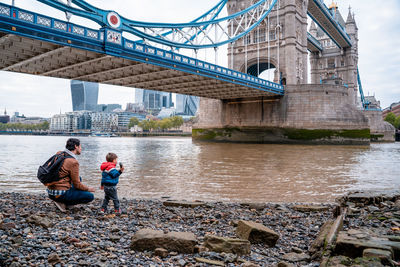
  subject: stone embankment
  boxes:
[311,190,400,267]
[0,191,399,266]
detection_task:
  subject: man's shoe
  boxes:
[114,208,121,214]
[99,208,105,214]
[53,200,66,212]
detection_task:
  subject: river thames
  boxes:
[0,135,399,203]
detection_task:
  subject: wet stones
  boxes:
[130,228,197,254]
[236,220,279,246]
[203,235,251,255]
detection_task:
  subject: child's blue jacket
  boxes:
[100,162,121,186]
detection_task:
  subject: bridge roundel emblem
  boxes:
[107,12,121,29]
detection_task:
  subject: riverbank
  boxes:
[0,192,333,266]
[1,191,399,266]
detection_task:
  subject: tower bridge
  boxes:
[0,0,394,143]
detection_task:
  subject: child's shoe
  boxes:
[114,208,121,214]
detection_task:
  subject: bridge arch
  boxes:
[239,57,280,82]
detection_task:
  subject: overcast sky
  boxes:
[0,0,399,117]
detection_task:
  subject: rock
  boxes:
[395,199,400,208]
[154,248,168,258]
[48,253,61,265]
[242,262,259,267]
[277,261,296,267]
[292,205,330,212]
[27,215,53,229]
[335,232,393,258]
[282,252,310,262]
[241,203,266,211]
[236,220,279,246]
[0,222,16,230]
[130,228,197,254]
[11,236,23,245]
[309,220,333,253]
[195,257,225,266]
[203,234,250,255]
[162,200,206,208]
[221,252,237,263]
[367,205,380,213]
[363,248,393,266]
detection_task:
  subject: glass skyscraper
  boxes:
[135,89,173,110]
[175,94,200,116]
[70,80,99,111]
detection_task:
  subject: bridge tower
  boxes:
[309,4,359,106]
[227,0,309,85]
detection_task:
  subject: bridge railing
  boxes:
[307,32,322,51]
[0,2,284,95]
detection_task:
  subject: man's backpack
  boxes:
[37,152,73,185]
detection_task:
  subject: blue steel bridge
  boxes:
[0,0,360,101]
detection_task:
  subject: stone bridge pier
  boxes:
[193,85,370,144]
[193,0,371,144]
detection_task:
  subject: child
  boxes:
[100,152,124,213]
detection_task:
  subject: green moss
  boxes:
[192,128,239,140]
[192,129,217,140]
[370,134,384,141]
[283,128,370,141]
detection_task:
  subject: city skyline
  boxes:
[0,0,399,117]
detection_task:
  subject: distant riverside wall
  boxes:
[193,84,371,145]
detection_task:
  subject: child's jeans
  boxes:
[101,185,120,210]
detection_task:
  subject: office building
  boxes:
[175,94,200,116]
[135,89,173,110]
[70,80,99,111]
[97,104,122,112]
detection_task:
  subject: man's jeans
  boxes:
[101,185,120,210]
[49,185,94,206]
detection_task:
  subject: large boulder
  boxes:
[203,235,251,255]
[236,220,279,246]
[130,228,197,254]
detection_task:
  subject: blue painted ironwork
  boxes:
[34,0,277,50]
[0,2,284,96]
[307,32,322,52]
[308,0,352,48]
[357,67,374,110]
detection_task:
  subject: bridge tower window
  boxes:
[328,59,335,69]
[245,34,252,45]
[269,30,276,41]
[254,28,266,43]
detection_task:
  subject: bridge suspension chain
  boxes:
[36,0,277,50]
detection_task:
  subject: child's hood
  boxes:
[100,162,116,171]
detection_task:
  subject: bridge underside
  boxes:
[0,32,280,100]
[308,0,351,48]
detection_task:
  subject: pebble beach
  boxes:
[0,192,334,266]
